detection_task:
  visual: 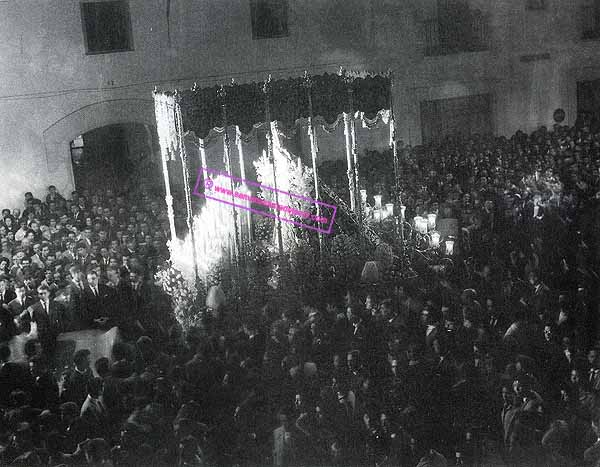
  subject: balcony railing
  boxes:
[423,10,489,56]
[582,4,600,40]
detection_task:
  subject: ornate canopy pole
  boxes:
[174,91,199,281]
[153,90,177,241]
[389,71,400,204]
[303,71,322,256]
[161,154,177,241]
[263,76,284,258]
[218,85,241,261]
[198,138,208,170]
[235,126,253,244]
[389,71,402,243]
[348,73,362,225]
[340,68,357,213]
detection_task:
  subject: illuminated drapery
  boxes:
[160,71,392,141]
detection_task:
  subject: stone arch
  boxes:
[42,98,156,192]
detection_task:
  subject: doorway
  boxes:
[70,123,162,195]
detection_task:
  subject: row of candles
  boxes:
[360,190,455,255]
[413,213,454,254]
[360,190,407,222]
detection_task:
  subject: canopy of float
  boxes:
[154,71,392,148]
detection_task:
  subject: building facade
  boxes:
[0,0,598,207]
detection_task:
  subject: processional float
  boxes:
[153,68,398,280]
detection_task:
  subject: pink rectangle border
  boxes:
[192,166,337,235]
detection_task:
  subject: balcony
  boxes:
[423,9,489,56]
[582,4,600,40]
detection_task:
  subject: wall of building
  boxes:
[1,0,600,208]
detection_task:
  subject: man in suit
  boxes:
[588,349,600,393]
[0,344,31,401]
[65,265,86,330]
[60,241,77,266]
[97,247,112,271]
[76,242,92,270]
[61,349,93,409]
[81,270,112,329]
[70,204,84,228]
[0,276,17,342]
[17,284,67,355]
[120,254,132,278]
[128,270,151,336]
[7,284,35,334]
[80,377,110,440]
[46,185,66,207]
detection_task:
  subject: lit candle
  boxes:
[445,239,455,256]
[431,231,440,248]
[374,209,382,221]
[360,189,367,205]
[427,213,437,230]
[385,203,394,217]
[417,219,428,234]
[400,205,406,219]
[374,195,382,209]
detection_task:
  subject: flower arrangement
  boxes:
[155,260,203,330]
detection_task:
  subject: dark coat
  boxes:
[81,284,113,326]
[20,300,67,342]
[61,368,94,408]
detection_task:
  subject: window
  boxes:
[582,0,600,39]
[526,0,545,10]
[420,94,492,145]
[81,1,133,54]
[424,1,488,55]
[250,0,289,39]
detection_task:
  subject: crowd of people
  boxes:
[0,118,599,466]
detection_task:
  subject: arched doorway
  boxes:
[69,122,162,195]
[43,98,159,196]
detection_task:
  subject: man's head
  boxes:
[347,351,358,370]
[571,368,580,385]
[44,269,53,281]
[60,402,79,425]
[589,349,599,368]
[29,355,49,377]
[69,265,84,282]
[86,271,99,288]
[543,325,553,342]
[76,244,87,257]
[74,349,91,372]
[95,357,110,379]
[15,284,26,299]
[37,285,50,302]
